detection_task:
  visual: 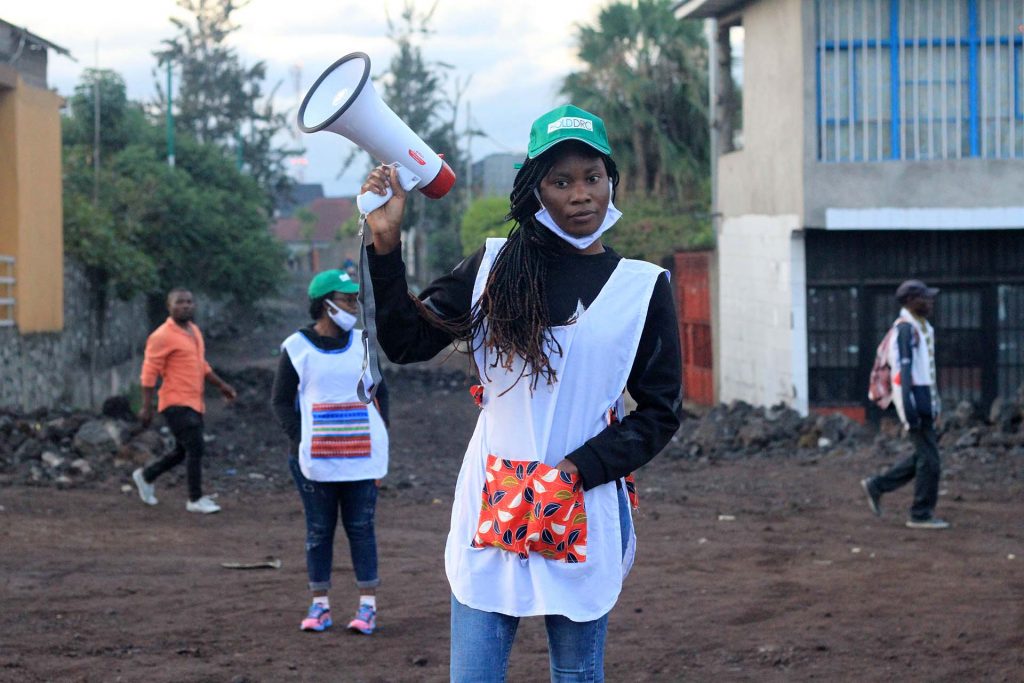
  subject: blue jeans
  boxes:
[289,457,380,591]
[449,487,632,683]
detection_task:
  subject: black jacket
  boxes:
[366,242,681,490]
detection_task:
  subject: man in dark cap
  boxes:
[862,279,948,529]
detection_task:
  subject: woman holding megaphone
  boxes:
[362,104,681,682]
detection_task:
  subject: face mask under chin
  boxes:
[325,300,358,332]
[532,183,622,250]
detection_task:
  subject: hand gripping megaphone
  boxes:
[297,52,456,214]
[297,52,456,405]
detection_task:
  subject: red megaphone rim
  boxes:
[420,160,456,199]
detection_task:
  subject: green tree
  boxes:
[562,0,709,203]
[154,0,298,207]
[338,211,360,239]
[373,2,467,280]
[459,197,512,256]
[63,68,285,317]
[607,198,712,263]
[561,0,711,263]
[62,69,158,302]
[63,69,147,154]
[114,134,285,311]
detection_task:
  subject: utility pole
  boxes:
[166,60,175,168]
[89,40,101,408]
[92,41,100,204]
[464,101,473,201]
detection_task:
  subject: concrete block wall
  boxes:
[716,214,808,413]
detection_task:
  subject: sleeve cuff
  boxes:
[565,451,603,491]
[366,245,406,278]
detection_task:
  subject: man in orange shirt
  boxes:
[132,288,236,514]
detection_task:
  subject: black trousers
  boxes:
[142,406,205,502]
[873,416,941,520]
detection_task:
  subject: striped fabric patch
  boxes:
[311,402,371,458]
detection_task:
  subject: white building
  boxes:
[678,0,1024,419]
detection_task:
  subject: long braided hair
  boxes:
[419,141,619,391]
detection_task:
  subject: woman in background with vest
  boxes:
[861,279,948,530]
[361,105,681,682]
[271,270,389,634]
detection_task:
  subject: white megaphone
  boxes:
[298,52,456,214]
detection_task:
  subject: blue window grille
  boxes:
[816,0,1024,161]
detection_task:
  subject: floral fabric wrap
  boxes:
[472,455,588,563]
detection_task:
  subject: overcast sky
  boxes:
[8,0,610,196]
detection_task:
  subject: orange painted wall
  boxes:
[0,65,63,332]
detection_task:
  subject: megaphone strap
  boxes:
[356,215,382,404]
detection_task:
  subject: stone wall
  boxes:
[0,260,227,411]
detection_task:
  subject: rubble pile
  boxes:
[3,375,1022,489]
[932,394,1024,462]
[666,388,1024,462]
[0,401,170,487]
[665,401,866,460]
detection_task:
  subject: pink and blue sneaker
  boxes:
[347,603,376,635]
[300,603,332,632]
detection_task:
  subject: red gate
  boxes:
[674,251,714,406]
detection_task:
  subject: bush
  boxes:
[459,197,512,256]
[607,197,712,263]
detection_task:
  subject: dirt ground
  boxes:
[2,294,1023,682]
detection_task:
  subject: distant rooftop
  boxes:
[274,183,325,218]
[272,197,355,243]
[674,0,748,19]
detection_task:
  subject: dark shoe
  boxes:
[905,517,950,530]
[861,478,881,516]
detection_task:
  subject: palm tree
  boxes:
[562,0,710,204]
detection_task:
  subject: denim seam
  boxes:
[588,618,600,681]
[499,618,519,683]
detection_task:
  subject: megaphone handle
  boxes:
[354,163,420,402]
[355,163,421,215]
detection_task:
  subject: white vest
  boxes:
[887,308,936,387]
[887,308,941,421]
[283,331,388,482]
[445,238,664,622]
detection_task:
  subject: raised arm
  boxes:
[361,165,482,363]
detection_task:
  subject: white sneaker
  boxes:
[132,468,158,506]
[186,496,221,514]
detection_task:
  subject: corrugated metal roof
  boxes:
[0,18,74,60]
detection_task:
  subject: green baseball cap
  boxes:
[308,269,359,299]
[527,104,612,159]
